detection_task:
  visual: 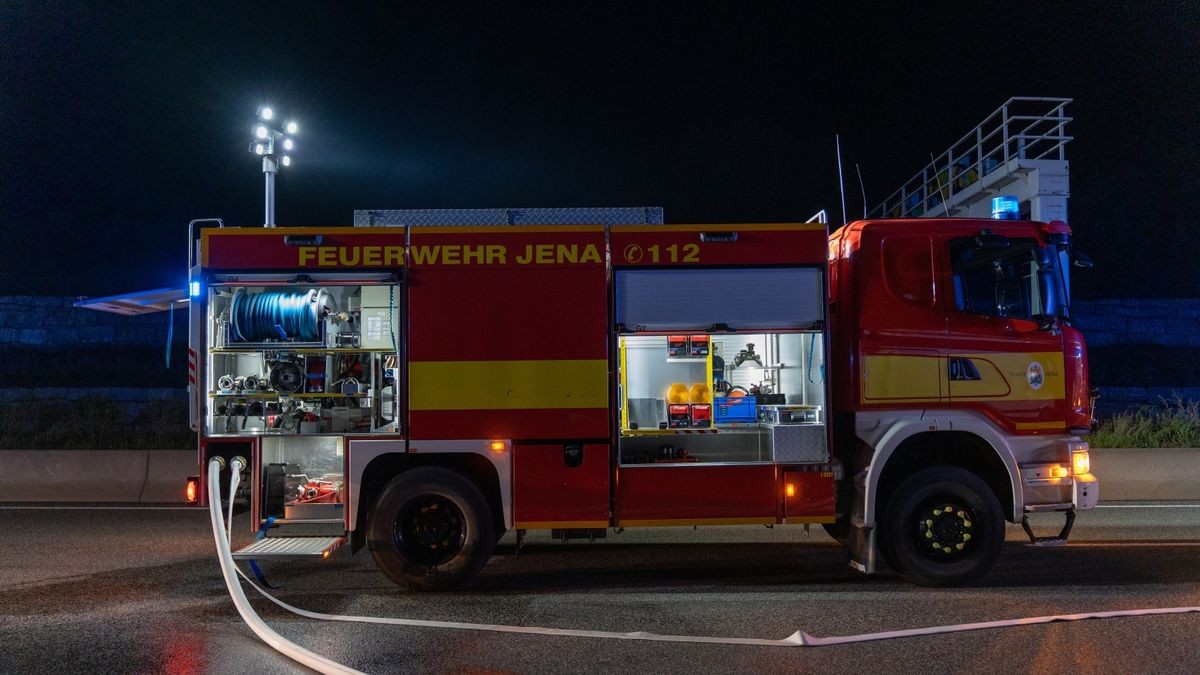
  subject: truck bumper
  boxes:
[1019,440,1098,513]
[1073,472,1099,511]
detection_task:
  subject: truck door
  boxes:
[857,231,948,406]
[942,231,1067,433]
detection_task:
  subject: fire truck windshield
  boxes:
[951,238,1067,322]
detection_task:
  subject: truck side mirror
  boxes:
[1072,250,1095,269]
[1036,269,1060,326]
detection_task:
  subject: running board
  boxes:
[233,536,346,560]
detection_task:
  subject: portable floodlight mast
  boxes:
[248,106,298,227]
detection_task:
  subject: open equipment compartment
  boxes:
[617,331,826,465]
[204,280,401,438]
[614,265,828,468]
[260,435,346,521]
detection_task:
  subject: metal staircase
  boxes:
[869,97,1072,223]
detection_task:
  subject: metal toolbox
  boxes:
[768,423,828,463]
[283,502,344,521]
[760,404,820,424]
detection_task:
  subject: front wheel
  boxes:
[368,467,495,591]
[880,467,1004,587]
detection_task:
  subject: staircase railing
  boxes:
[868,97,1072,219]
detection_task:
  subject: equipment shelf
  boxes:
[208,392,369,398]
[621,425,769,436]
[210,347,395,354]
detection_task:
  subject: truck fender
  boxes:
[856,410,1022,528]
[347,438,513,532]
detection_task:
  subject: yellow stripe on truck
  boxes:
[1015,421,1066,431]
[863,354,943,401]
[409,359,609,411]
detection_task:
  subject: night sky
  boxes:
[2,2,1197,299]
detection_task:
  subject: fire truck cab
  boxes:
[188,207,1095,588]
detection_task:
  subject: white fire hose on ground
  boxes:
[208,458,1200,673]
[208,457,362,675]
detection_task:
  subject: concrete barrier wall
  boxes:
[1090,447,1200,501]
[0,447,1195,504]
[0,449,195,503]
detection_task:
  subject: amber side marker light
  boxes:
[185,476,200,505]
[1049,466,1070,479]
[489,441,507,453]
[1072,450,1091,475]
[785,483,796,498]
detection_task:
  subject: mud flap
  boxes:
[848,469,876,573]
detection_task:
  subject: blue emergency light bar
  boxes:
[991,195,1020,220]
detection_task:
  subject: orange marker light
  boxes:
[1050,466,1069,479]
[785,483,796,498]
[185,479,198,503]
[489,441,507,453]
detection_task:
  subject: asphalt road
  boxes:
[1,504,1198,674]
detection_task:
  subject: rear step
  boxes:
[233,536,346,560]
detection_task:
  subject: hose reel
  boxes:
[230,288,334,343]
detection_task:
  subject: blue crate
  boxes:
[714,396,757,423]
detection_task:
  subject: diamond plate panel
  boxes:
[769,424,829,463]
[353,207,664,227]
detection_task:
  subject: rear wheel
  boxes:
[368,467,495,591]
[880,467,1004,586]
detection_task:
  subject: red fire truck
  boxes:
[183,206,1096,588]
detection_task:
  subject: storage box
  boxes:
[688,335,710,357]
[667,336,689,358]
[760,405,820,424]
[714,396,756,423]
[769,423,828,463]
[668,404,691,428]
[284,502,344,520]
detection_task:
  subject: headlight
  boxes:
[1072,449,1091,475]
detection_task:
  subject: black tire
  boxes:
[879,467,1004,587]
[368,467,495,591]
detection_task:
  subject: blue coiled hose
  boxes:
[231,290,325,342]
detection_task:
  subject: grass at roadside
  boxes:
[0,397,195,450]
[1091,395,1200,448]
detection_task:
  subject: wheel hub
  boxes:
[917,502,975,558]
[394,496,466,566]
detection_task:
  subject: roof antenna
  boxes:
[931,152,951,218]
[855,163,868,218]
[836,135,848,226]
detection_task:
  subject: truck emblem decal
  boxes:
[1027,361,1045,390]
